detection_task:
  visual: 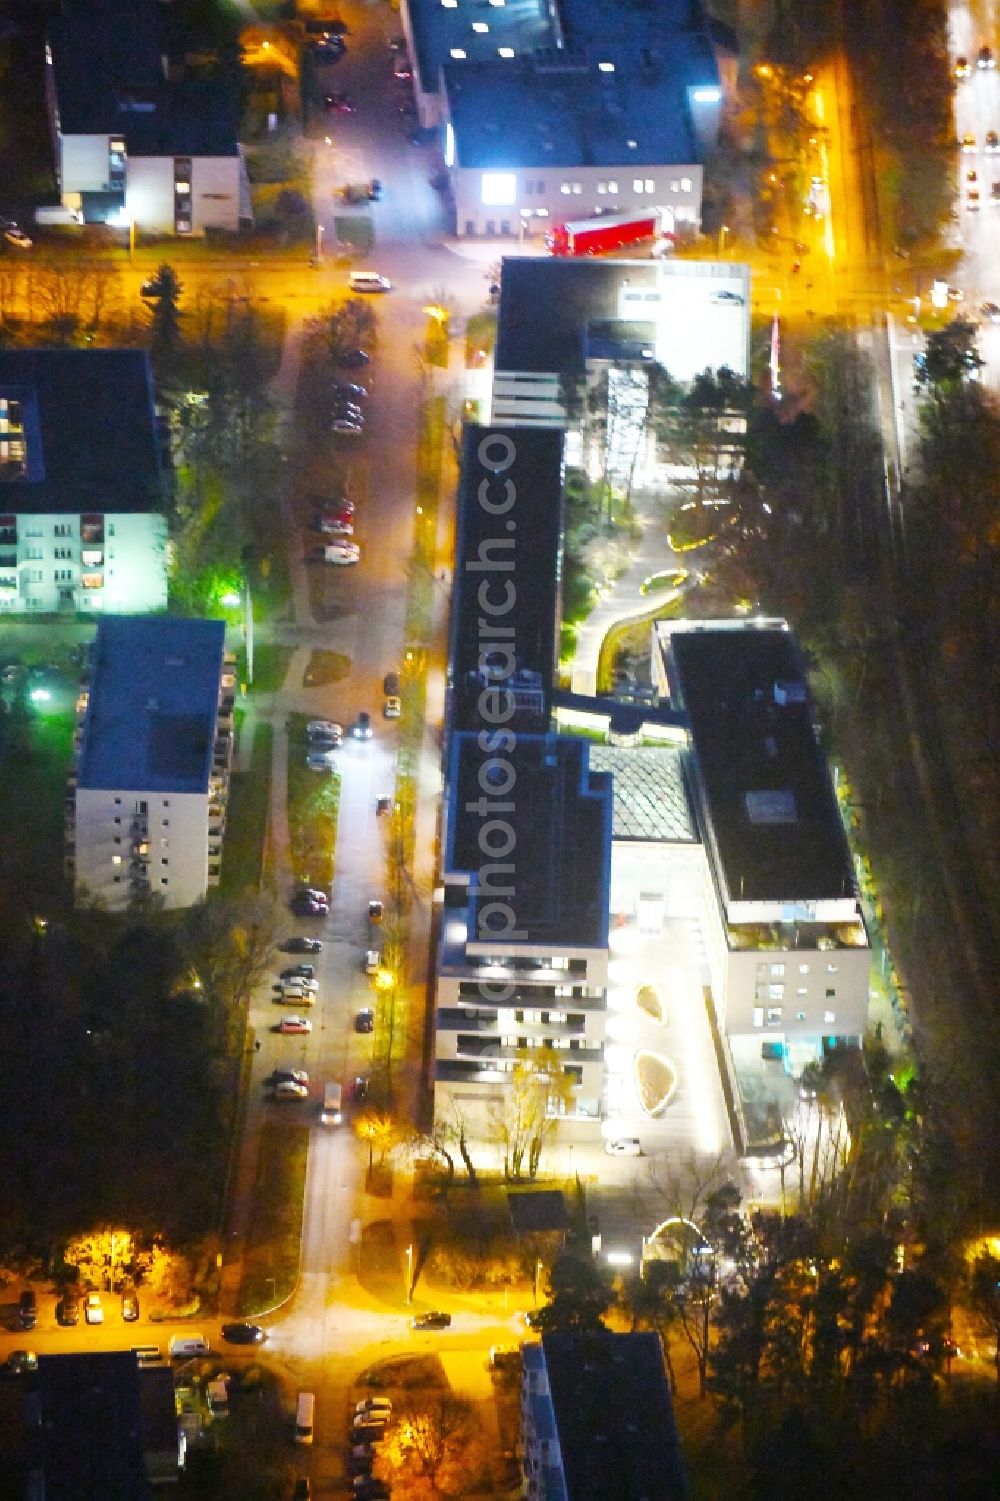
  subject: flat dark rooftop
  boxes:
[37,1351,150,1501]
[0,349,161,516]
[542,1330,687,1501]
[447,733,611,949]
[50,0,239,155]
[666,624,856,903]
[496,260,659,377]
[445,58,697,171]
[79,617,225,794]
[450,424,564,729]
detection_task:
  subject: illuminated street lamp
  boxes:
[315,221,325,263]
[718,224,729,257]
[405,1243,414,1304]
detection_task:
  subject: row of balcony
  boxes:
[438,1007,593,1037]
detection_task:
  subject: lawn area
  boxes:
[0,694,76,914]
[424,312,450,368]
[287,712,340,889]
[219,722,273,898]
[356,1218,404,1306]
[595,595,684,694]
[237,1121,309,1317]
[465,309,497,366]
[333,214,374,252]
[247,642,293,694]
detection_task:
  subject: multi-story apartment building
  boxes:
[521,1331,688,1501]
[44,0,250,234]
[436,732,613,1138]
[0,349,167,615]
[68,617,235,911]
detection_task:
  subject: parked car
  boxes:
[368,179,383,201]
[277,986,316,1006]
[277,976,318,995]
[962,132,977,152]
[295,886,328,903]
[221,1322,267,1345]
[324,93,356,113]
[353,711,373,740]
[2,1351,37,1376]
[365,949,381,975]
[368,900,384,923]
[292,894,328,915]
[375,795,392,816]
[348,1454,373,1477]
[332,418,364,435]
[382,672,400,696]
[121,1288,140,1322]
[281,965,315,982]
[383,695,401,719]
[311,541,361,565]
[355,1008,375,1033]
[306,751,337,773]
[388,34,406,51]
[987,129,1000,151]
[411,1310,451,1330]
[317,516,354,536]
[3,227,32,249]
[18,1291,36,1330]
[279,1016,313,1035]
[58,1291,80,1326]
[268,1068,309,1087]
[355,1397,392,1416]
[353,1075,370,1103]
[978,43,995,68]
[283,937,322,953]
[274,1079,309,1099]
[955,55,971,78]
[333,382,368,400]
[307,720,343,740]
[335,349,370,368]
[84,1292,104,1325]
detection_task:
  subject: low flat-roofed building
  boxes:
[28,1351,181,1498]
[70,616,235,910]
[436,732,612,1136]
[654,618,870,1062]
[442,57,704,241]
[0,349,167,615]
[522,1330,688,1501]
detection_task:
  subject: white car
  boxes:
[365,949,381,975]
[355,1397,392,1416]
[278,975,318,993]
[318,517,354,536]
[84,1293,104,1325]
[332,418,364,435]
[307,720,343,740]
[383,695,401,719]
[316,542,361,565]
[278,987,315,1006]
[3,227,32,249]
[273,1079,309,1100]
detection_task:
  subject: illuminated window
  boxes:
[752,1007,764,1027]
[111,855,122,865]
[766,1006,782,1026]
[824,1010,835,1024]
[450,47,466,58]
[560,182,572,194]
[681,176,692,191]
[597,182,607,194]
[572,182,582,194]
[645,178,654,192]
[796,1010,807,1021]
[608,179,618,192]
[472,21,489,32]
[633,178,644,192]
[498,46,514,57]
[481,172,516,205]
[798,963,810,974]
[598,61,614,73]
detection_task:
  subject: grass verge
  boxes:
[220,722,273,897]
[248,642,294,694]
[0,700,75,913]
[465,309,497,366]
[287,711,341,889]
[237,1122,309,1317]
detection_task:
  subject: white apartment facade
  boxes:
[69,618,235,912]
[0,509,167,615]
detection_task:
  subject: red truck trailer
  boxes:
[545,210,662,257]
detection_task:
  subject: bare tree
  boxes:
[386,1394,481,1496]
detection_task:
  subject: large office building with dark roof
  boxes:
[0,349,167,614]
[69,617,236,910]
[653,618,870,1061]
[397,0,731,239]
[44,0,249,233]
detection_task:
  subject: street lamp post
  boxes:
[718,223,729,257]
[404,1243,414,1304]
[534,1257,543,1305]
[316,221,325,263]
[128,218,136,267]
[244,579,254,687]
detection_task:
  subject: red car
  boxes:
[324,93,356,113]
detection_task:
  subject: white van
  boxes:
[295,1391,315,1445]
[320,1082,343,1126]
[349,271,391,294]
[168,1334,210,1359]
